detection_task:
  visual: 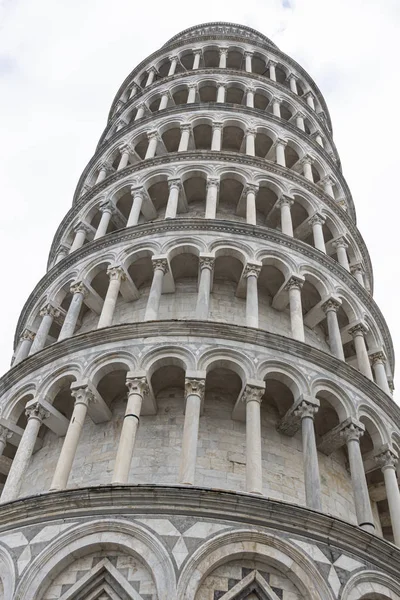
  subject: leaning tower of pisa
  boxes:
[0,20,399,600]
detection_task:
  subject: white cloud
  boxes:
[0,0,399,397]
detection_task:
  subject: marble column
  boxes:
[296,112,306,131]
[244,51,253,73]
[178,123,191,151]
[168,55,178,76]
[349,324,373,380]
[245,128,256,156]
[1,402,49,503]
[219,48,228,68]
[313,132,324,147]
[30,304,60,355]
[117,144,131,170]
[268,60,277,81]
[278,196,294,236]
[112,375,149,484]
[342,422,375,533]
[301,156,314,181]
[305,92,315,110]
[96,163,109,184]
[244,263,261,328]
[350,263,365,287]
[94,200,115,240]
[322,175,335,198]
[70,222,91,253]
[243,385,265,494]
[196,257,214,319]
[192,50,202,70]
[58,282,87,341]
[0,426,12,457]
[205,178,219,218]
[322,299,344,360]
[285,276,305,342]
[375,449,400,546]
[216,84,226,103]
[50,383,94,491]
[144,258,168,321]
[14,329,36,365]
[275,138,287,166]
[272,97,282,117]
[98,266,126,329]
[310,213,326,252]
[288,73,298,94]
[145,130,159,159]
[116,119,128,132]
[246,86,255,108]
[165,179,181,219]
[295,399,322,510]
[179,378,205,484]
[187,83,197,103]
[134,103,146,120]
[333,237,350,271]
[159,91,170,110]
[245,184,258,224]
[55,244,69,264]
[129,84,138,100]
[211,122,223,151]
[145,67,156,86]
[127,186,144,227]
[370,352,391,394]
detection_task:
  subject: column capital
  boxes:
[0,425,12,445]
[25,401,49,422]
[70,281,88,298]
[340,421,365,443]
[370,351,386,366]
[20,328,36,342]
[267,59,278,68]
[160,88,172,99]
[126,375,149,397]
[216,81,227,90]
[309,212,326,226]
[99,199,116,214]
[244,263,262,279]
[243,50,254,58]
[284,275,304,291]
[206,177,220,190]
[185,378,205,399]
[73,221,92,235]
[246,85,256,94]
[151,257,169,274]
[187,82,198,90]
[244,183,259,195]
[147,129,160,141]
[348,322,368,338]
[39,303,61,319]
[118,143,133,155]
[70,382,95,408]
[131,185,145,198]
[295,110,307,119]
[321,297,341,314]
[332,235,348,249]
[299,154,314,166]
[273,96,283,105]
[321,174,335,186]
[375,447,398,471]
[242,384,265,404]
[56,243,70,256]
[193,48,202,57]
[246,126,257,136]
[98,161,112,173]
[106,265,126,281]
[274,137,288,148]
[294,397,319,419]
[199,256,215,271]
[148,66,158,74]
[219,47,229,56]
[287,72,298,81]
[168,54,179,62]
[167,178,182,191]
[180,122,192,133]
[212,121,224,131]
[350,262,364,276]
[304,90,315,100]
[277,194,294,208]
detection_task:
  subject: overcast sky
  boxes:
[0,0,399,397]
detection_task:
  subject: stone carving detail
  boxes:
[126,376,149,397]
[25,403,49,422]
[185,378,205,399]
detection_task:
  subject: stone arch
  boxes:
[162,235,206,255]
[0,544,15,600]
[341,570,400,600]
[141,345,196,376]
[357,405,389,449]
[3,384,36,422]
[177,529,334,600]
[38,365,82,402]
[14,519,176,600]
[311,378,354,421]
[258,360,309,400]
[198,348,254,382]
[84,352,136,386]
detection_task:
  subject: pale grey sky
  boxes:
[0,0,399,395]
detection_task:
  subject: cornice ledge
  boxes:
[5,321,399,424]
[25,221,386,363]
[0,485,398,576]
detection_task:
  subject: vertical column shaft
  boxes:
[244,385,265,494]
[97,266,125,329]
[322,299,345,360]
[295,399,322,510]
[144,258,168,321]
[244,264,261,328]
[179,379,205,484]
[58,282,87,341]
[196,257,214,320]
[205,178,219,218]
[286,277,305,342]
[349,324,373,380]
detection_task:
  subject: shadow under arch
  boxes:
[341,569,400,600]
